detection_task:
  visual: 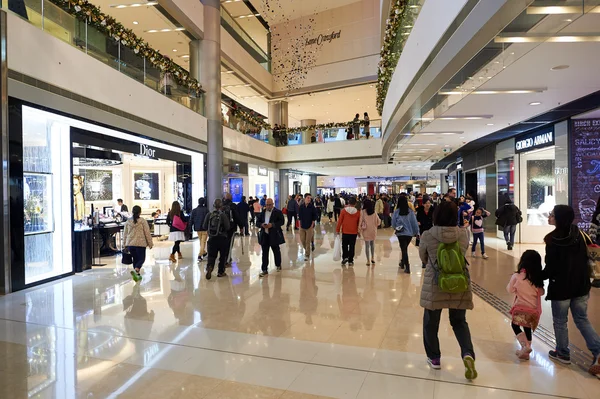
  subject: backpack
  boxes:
[435,241,470,293]
[208,211,223,238]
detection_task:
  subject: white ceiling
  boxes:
[392,11,600,169]
[286,84,377,126]
[292,163,446,178]
[93,1,192,65]
[222,1,269,53]
[250,0,363,24]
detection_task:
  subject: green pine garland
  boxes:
[377,0,414,115]
[50,0,202,93]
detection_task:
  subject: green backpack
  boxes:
[436,241,469,293]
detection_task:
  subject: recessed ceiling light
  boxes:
[487,123,494,126]
[181,55,189,58]
[565,19,573,22]
[551,65,569,71]
[112,2,158,9]
[172,49,177,52]
[529,102,542,106]
[133,21,139,25]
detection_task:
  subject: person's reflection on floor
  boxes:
[361,268,381,331]
[123,284,155,348]
[337,267,361,331]
[168,265,193,325]
[300,263,319,324]
[287,234,301,268]
[256,274,291,335]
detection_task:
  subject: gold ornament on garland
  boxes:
[50,0,202,94]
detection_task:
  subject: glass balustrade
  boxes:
[3,0,205,115]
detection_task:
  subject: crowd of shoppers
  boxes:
[123,187,600,382]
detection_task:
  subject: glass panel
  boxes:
[24,233,54,283]
[497,157,515,205]
[24,173,53,234]
[526,157,555,226]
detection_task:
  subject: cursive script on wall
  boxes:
[305,30,342,46]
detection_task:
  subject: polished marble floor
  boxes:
[0,222,599,398]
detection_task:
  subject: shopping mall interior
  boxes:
[1,0,600,397]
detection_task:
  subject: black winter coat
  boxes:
[543,225,591,301]
[256,208,285,246]
[495,203,521,227]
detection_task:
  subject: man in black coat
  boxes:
[222,193,243,266]
[256,198,285,277]
[237,196,251,236]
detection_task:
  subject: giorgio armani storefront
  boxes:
[6,100,204,292]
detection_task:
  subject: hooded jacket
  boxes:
[336,206,360,235]
[543,225,591,301]
[419,226,473,310]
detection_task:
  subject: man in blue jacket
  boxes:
[298,193,318,261]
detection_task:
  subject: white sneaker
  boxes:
[482,254,489,259]
[471,252,476,258]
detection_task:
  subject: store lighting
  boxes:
[144,28,185,33]
[439,89,545,95]
[529,102,542,106]
[495,33,600,43]
[111,2,158,9]
[526,4,600,15]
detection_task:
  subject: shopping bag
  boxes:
[122,249,133,265]
[333,235,342,261]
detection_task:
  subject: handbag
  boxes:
[580,231,600,279]
[394,225,405,237]
[172,215,187,231]
[510,291,542,331]
[282,207,288,215]
[122,249,133,265]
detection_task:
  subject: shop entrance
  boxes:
[519,146,556,243]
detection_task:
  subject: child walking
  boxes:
[506,250,545,360]
[470,208,490,259]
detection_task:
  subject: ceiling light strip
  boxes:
[111,2,158,9]
[439,89,546,95]
[495,33,600,43]
[526,5,600,15]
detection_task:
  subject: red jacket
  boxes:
[336,206,360,235]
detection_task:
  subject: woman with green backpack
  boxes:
[418,201,477,380]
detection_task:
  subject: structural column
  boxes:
[0,11,8,294]
[195,0,222,204]
[279,169,290,210]
[268,101,288,127]
[301,119,316,144]
[310,175,318,195]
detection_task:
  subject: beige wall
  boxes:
[271,0,380,93]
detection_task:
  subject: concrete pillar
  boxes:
[310,175,318,195]
[279,169,290,210]
[268,101,288,127]
[199,0,222,204]
[301,119,316,144]
[0,11,8,294]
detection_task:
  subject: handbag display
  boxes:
[510,291,542,331]
[580,231,600,279]
[172,215,187,231]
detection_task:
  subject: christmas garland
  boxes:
[50,0,202,93]
[231,110,370,133]
[377,0,412,115]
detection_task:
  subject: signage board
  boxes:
[305,30,342,46]
[571,119,600,230]
[258,166,268,176]
[515,128,555,153]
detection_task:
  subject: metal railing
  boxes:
[3,0,205,115]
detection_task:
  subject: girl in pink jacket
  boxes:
[506,250,545,360]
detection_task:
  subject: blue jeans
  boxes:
[471,232,485,254]
[128,246,146,271]
[503,225,516,246]
[551,295,600,358]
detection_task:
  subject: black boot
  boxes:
[404,264,411,274]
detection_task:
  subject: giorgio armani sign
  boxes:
[514,128,554,153]
[305,30,342,46]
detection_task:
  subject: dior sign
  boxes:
[139,144,157,159]
[305,30,341,46]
